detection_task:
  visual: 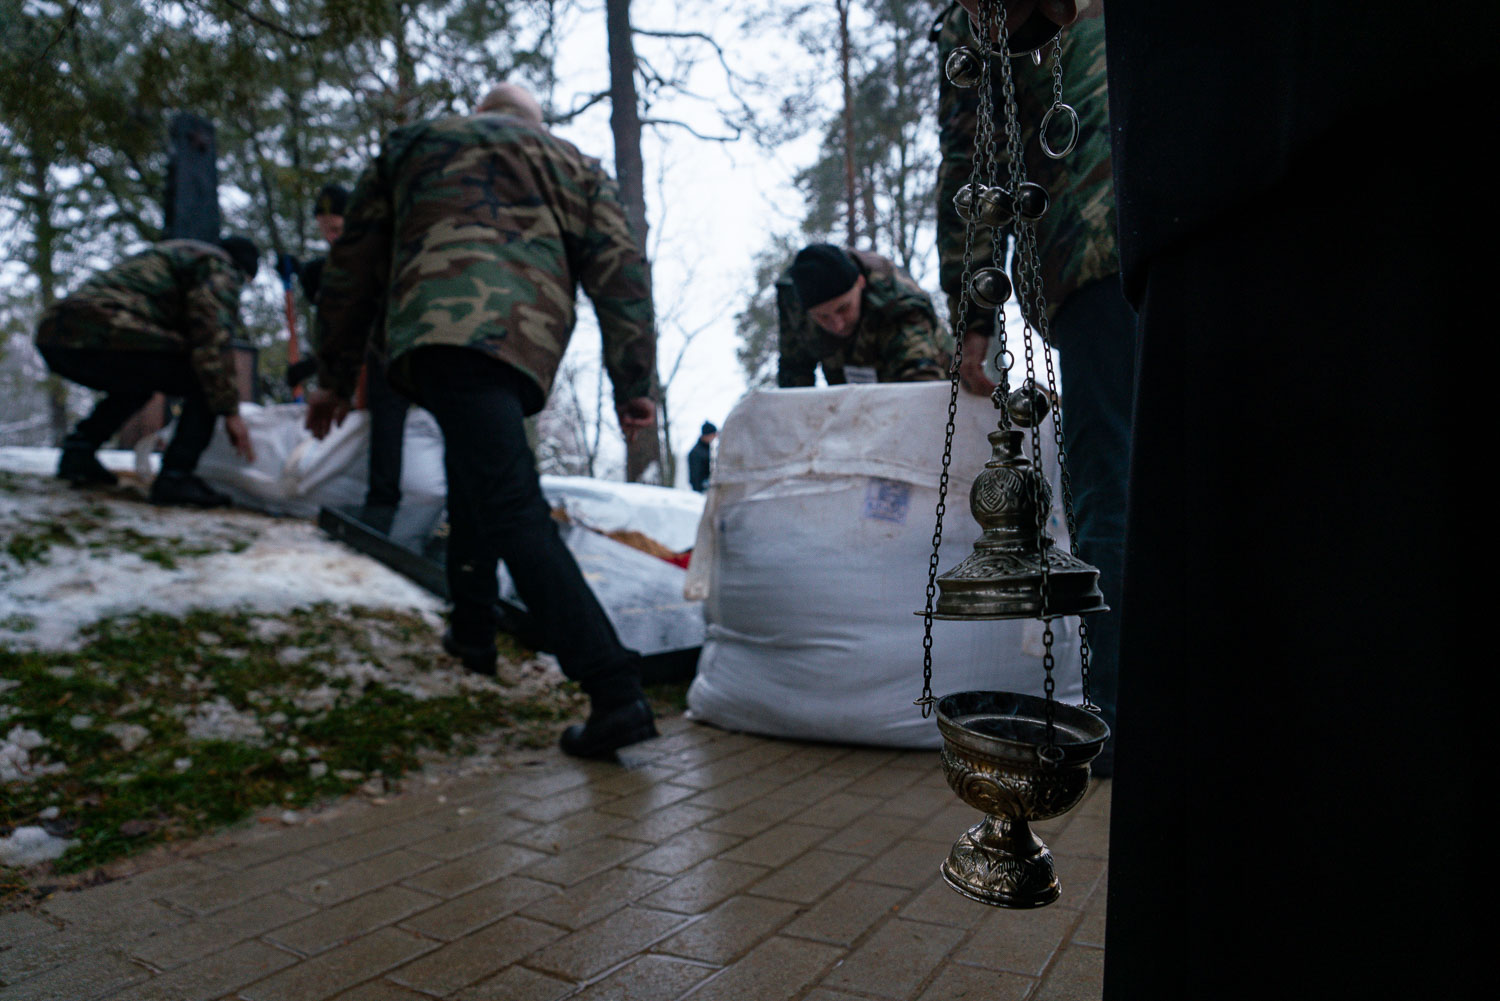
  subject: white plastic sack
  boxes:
[195,405,705,555]
[685,382,1082,749]
[539,476,704,554]
[194,402,446,518]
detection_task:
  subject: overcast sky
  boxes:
[537,0,828,483]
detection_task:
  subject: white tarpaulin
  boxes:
[539,476,704,554]
[194,404,705,552]
[685,382,1083,749]
[193,403,446,519]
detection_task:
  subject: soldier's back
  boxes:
[383,113,601,282]
[40,240,228,352]
[377,113,608,359]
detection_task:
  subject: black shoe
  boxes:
[559,697,658,759]
[149,471,232,508]
[441,628,497,676]
[57,447,117,487]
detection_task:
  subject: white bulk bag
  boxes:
[685,382,1083,749]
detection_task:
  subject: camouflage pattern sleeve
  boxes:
[180,257,246,415]
[314,162,392,401]
[880,302,951,383]
[936,7,1001,345]
[575,166,656,406]
[935,8,1118,329]
[775,273,819,388]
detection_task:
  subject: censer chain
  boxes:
[993,6,1061,760]
[918,0,1004,719]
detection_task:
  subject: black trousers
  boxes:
[1101,147,1474,995]
[409,346,641,704]
[1049,276,1136,747]
[363,349,410,509]
[39,344,217,474]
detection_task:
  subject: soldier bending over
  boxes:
[776,244,951,388]
[35,236,259,507]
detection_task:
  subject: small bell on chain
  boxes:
[1006,378,1051,428]
[945,46,983,88]
[933,429,1107,620]
[976,184,1015,228]
[953,183,978,223]
[968,268,1012,309]
[1015,181,1050,222]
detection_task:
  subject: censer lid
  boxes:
[931,428,1108,620]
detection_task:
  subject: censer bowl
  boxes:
[936,690,1109,908]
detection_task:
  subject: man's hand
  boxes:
[617,397,656,444]
[305,387,352,440]
[223,413,256,463]
[959,331,998,397]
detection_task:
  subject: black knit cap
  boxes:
[314,183,349,218]
[789,243,860,307]
[217,235,260,280]
[701,421,718,435]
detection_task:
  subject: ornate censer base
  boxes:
[936,691,1109,909]
[942,815,1059,908]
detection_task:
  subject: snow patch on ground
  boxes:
[0,450,444,651]
[1,726,67,784]
[0,826,78,867]
[182,697,268,745]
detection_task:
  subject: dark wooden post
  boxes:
[120,114,254,449]
[164,113,222,243]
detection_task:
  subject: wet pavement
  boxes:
[0,715,1110,1001]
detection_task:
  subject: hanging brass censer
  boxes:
[917,0,1108,910]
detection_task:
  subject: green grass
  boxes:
[1,506,256,570]
[0,605,591,895]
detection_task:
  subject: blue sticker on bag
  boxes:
[864,478,910,524]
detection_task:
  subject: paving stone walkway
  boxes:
[0,715,1110,1001]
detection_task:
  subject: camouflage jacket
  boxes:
[313,112,656,416]
[776,249,951,387]
[936,5,1118,337]
[35,240,245,415]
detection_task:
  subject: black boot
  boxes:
[559,697,658,758]
[149,471,232,508]
[441,628,497,676]
[56,439,117,487]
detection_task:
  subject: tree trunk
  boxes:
[657,389,675,488]
[606,0,662,483]
[838,0,857,247]
[29,153,70,443]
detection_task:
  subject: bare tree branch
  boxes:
[186,0,324,43]
[632,25,766,144]
[27,0,82,69]
[547,90,610,124]
[642,117,740,143]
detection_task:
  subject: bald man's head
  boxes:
[476,83,544,126]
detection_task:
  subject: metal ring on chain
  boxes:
[1037,743,1064,768]
[996,349,1014,371]
[1039,102,1079,159]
